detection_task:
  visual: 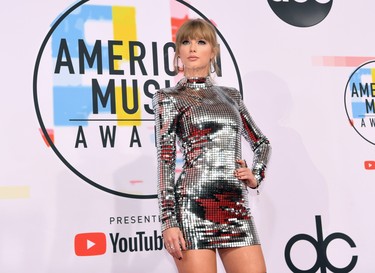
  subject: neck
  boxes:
[184,67,209,78]
[186,76,208,83]
[178,76,212,90]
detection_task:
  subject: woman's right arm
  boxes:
[153,91,186,259]
[152,90,180,231]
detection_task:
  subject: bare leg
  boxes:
[174,249,217,273]
[218,245,266,273]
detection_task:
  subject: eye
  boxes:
[182,40,190,45]
[197,40,207,45]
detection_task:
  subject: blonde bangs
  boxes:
[176,19,217,49]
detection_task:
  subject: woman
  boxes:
[153,18,271,273]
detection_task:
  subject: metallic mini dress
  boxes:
[153,77,271,249]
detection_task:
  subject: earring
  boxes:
[210,59,216,73]
[177,57,184,72]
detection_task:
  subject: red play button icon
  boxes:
[74,232,106,256]
[364,161,375,170]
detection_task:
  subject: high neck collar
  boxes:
[178,76,213,90]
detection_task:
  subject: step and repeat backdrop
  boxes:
[1,0,374,272]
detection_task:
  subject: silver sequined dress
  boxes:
[153,77,271,249]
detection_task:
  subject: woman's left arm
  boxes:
[237,91,272,188]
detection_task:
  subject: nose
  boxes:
[190,41,197,52]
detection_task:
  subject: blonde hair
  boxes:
[174,18,220,75]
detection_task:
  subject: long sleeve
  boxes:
[236,90,271,185]
[152,90,180,231]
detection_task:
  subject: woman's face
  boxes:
[178,38,215,77]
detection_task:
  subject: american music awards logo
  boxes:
[344,60,375,146]
[33,0,242,198]
[268,0,333,27]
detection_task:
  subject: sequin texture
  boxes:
[153,77,271,249]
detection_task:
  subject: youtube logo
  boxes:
[75,232,106,256]
[364,161,375,170]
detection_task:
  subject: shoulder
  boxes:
[152,87,179,108]
[216,85,242,101]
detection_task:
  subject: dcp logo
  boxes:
[268,0,333,27]
[285,215,357,273]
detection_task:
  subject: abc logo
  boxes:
[268,0,333,27]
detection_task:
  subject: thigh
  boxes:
[218,245,266,273]
[175,249,217,273]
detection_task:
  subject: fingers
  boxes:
[236,159,247,168]
[165,239,183,260]
[234,159,251,180]
[234,170,253,180]
[234,159,258,188]
[163,228,185,260]
[165,243,181,260]
[179,232,187,251]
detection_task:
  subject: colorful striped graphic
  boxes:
[312,56,375,67]
[112,6,141,126]
[52,5,140,127]
[0,186,30,199]
[113,6,137,63]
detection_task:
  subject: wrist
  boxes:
[249,178,259,189]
